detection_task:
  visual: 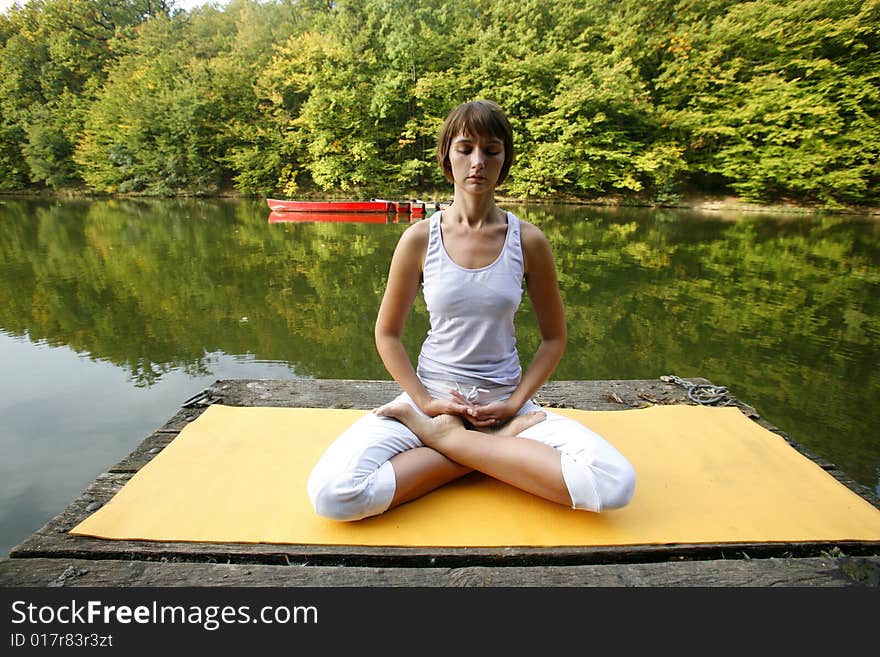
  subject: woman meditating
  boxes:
[307,100,636,520]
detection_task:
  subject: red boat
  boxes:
[369,199,421,214]
[266,199,393,213]
[267,199,431,215]
[268,211,418,224]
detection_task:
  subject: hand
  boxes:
[459,399,519,428]
[421,397,476,419]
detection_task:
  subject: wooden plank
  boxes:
[205,378,705,410]
[1,556,877,587]
[108,432,178,473]
[156,406,207,432]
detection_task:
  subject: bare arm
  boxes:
[375,222,472,418]
[513,221,567,405]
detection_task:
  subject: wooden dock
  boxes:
[2,378,878,587]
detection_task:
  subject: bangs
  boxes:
[444,102,509,143]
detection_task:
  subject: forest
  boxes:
[0,0,877,206]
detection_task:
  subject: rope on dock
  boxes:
[660,375,731,406]
[181,388,222,408]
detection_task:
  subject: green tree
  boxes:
[657,0,880,205]
[2,0,877,204]
[0,0,171,189]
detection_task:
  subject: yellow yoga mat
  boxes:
[71,404,880,547]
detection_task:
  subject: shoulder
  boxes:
[517,218,547,245]
[514,218,554,273]
[391,216,431,266]
[517,218,552,254]
[398,216,431,248]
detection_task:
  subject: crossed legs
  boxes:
[307,394,636,521]
[376,402,571,507]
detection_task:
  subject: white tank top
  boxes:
[416,211,524,388]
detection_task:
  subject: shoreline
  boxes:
[1,189,877,217]
[494,193,880,217]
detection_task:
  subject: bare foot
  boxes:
[484,411,547,436]
[373,403,462,447]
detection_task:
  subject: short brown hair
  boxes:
[436,100,515,185]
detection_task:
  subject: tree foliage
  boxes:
[0,0,876,205]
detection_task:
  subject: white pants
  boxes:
[307,390,636,521]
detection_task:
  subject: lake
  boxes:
[1,197,878,557]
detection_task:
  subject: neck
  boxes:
[449,189,499,226]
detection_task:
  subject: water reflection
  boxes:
[0,198,420,386]
[268,211,418,224]
[0,198,878,554]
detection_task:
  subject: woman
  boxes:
[307,100,635,520]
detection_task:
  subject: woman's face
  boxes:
[448,132,505,191]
